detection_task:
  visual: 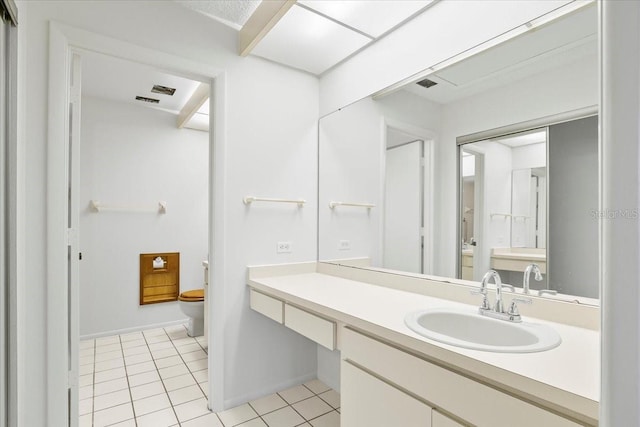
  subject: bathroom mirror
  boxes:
[459,116,599,299]
[317,3,599,302]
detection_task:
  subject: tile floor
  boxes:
[79,324,341,427]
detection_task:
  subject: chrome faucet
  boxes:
[472,270,528,322]
[523,263,557,296]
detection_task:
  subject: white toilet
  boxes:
[178,289,205,337]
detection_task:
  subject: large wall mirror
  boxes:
[318,2,598,302]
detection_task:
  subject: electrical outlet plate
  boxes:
[338,240,351,251]
[277,241,292,253]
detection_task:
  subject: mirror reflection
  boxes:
[318,3,598,302]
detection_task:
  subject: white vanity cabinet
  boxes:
[249,289,336,350]
[342,360,432,427]
[342,327,582,427]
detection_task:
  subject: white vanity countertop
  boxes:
[248,272,599,421]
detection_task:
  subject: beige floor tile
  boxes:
[176,343,202,354]
[181,349,207,362]
[130,380,166,401]
[155,355,183,369]
[163,374,197,391]
[125,352,153,366]
[123,345,151,357]
[159,363,190,380]
[186,358,208,373]
[249,393,288,415]
[93,389,131,412]
[261,406,305,427]
[192,370,208,383]
[127,370,161,387]
[180,412,224,427]
[94,377,129,396]
[92,402,133,427]
[173,397,211,423]
[168,384,204,406]
[217,403,258,426]
[125,361,156,376]
[152,348,179,360]
[135,407,178,427]
[94,357,125,373]
[278,385,314,404]
[309,411,340,427]
[303,380,330,395]
[95,350,124,362]
[78,413,92,427]
[317,390,340,409]
[236,418,268,427]
[79,397,93,416]
[94,367,126,384]
[79,374,93,387]
[95,343,121,354]
[119,332,144,342]
[132,392,171,416]
[292,396,332,421]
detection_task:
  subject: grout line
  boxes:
[119,333,138,427]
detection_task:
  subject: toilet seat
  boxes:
[178,289,204,302]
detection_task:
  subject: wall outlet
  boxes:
[338,240,351,251]
[277,241,292,254]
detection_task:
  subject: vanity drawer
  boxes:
[284,304,336,350]
[250,289,283,324]
[342,327,581,427]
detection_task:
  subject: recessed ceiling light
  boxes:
[135,96,160,104]
[151,85,176,96]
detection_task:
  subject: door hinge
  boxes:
[66,228,78,246]
[67,370,77,389]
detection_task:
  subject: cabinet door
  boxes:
[342,361,431,427]
[433,410,465,427]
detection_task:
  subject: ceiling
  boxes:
[402,4,597,104]
[176,0,262,30]
[82,50,208,131]
[176,0,435,76]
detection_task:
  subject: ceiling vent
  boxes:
[135,96,160,104]
[416,78,438,89]
[151,85,176,96]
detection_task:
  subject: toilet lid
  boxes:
[178,289,204,302]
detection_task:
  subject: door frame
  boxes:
[382,118,436,275]
[47,22,227,424]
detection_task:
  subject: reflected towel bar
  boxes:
[243,196,306,207]
[90,200,167,214]
[329,201,376,209]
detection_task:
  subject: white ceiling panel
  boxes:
[251,4,371,75]
[299,0,434,38]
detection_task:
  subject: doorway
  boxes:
[76,50,211,425]
[47,23,225,426]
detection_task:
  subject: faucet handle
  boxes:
[538,289,558,296]
[500,284,515,292]
[507,297,532,316]
[470,288,491,310]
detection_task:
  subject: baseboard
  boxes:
[223,372,317,410]
[80,318,189,340]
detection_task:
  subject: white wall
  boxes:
[319,0,571,115]
[79,96,208,337]
[18,1,319,423]
[318,90,441,264]
[601,2,640,424]
[437,54,598,277]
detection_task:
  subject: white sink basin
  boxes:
[405,307,561,353]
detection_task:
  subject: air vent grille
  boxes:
[135,96,160,104]
[151,85,176,96]
[416,78,438,89]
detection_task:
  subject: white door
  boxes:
[384,141,423,273]
[67,52,82,427]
